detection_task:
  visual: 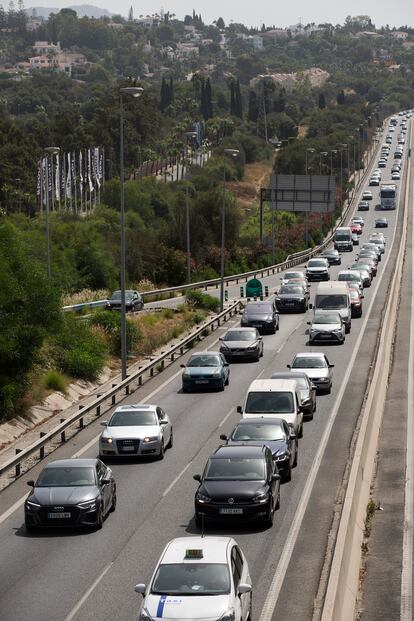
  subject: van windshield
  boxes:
[315,294,348,310]
[245,391,294,414]
[335,232,350,241]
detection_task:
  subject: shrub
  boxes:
[185,290,220,313]
[44,370,66,393]
[89,310,141,356]
[162,308,174,320]
[192,312,204,325]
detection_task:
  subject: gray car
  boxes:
[275,284,309,313]
[99,404,173,459]
[181,351,230,392]
[240,301,279,334]
[24,458,116,531]
[219,327,263,362]
[270,371,316,420]
[287,352,334,394]
[307,311,345,345]
[106,290,144,312]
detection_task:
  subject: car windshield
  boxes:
[245,304,272,313]
[232,423,285,441]
[223,330,256,342]
[36,467,96,487]
[350,290,360,300]
[308,260,326,267]
[110,291,134,301]
[323,250,336,256]
[279,286,303,294]
[313,314,341,324]
[188,355,221,367]
[292,357,326,369]
[338,274,359,282]
[109,410,157,426]
[315,294,347,310]
[335,233,350,241]
[151,563,230,596]
[245,391,294,414]
[204,457,265,481]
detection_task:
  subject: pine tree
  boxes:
[128,5,133,21]
[318,93,326,109]
[200,81,207,119]
[248,90,259,122]
[229,81,236,116]
[216,16,225,29]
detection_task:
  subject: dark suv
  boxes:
[193,445,281,527]
[240,300,279,334]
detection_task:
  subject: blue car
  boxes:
[181,351,230,392]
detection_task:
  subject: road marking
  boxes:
[400,140,414,620]
[162,462,193,498]
[0,493,29,526]
[260,145,402,621]
[219,408,235,427]
[63,562,113,621]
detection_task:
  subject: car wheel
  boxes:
[167,429,173,449]
[284,467,292,483]
[110,487,117,513]
[306,410,314,421]
[225,374,229,386]
[95,505,104,530]
[313,400,316,413]
[275,490,280,510]
[219,380,225,391]
[265,503,274,526]
[255,352,260,362]
[298,424,303,439]
[158,441,165,460]
[293,444,298,468]
[276,320,279,331]
[247,595,253,621]
[345,324,351,334]
[326,384,332,395]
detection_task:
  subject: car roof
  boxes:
[234,417,285,426]
[293,352,326,358]
[212,445,268,459]
[270,371,309,380]
[226,327,256,332]
[248,378,298,392]
[114,404,157,412]
[45,458,97,469]
[189,350,220,356]
[160,536,234,565]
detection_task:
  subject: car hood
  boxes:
[277,293,305,300]
[292,368,329,379]
[243,313,272,321]
[144,594,230,620]
[200,479,266,499]
[307,266,328,272]
[227,439,288,456]
[311,322,342,332]
[30,486,98,505]
[221,340,257,350]
[184,366,222,376]
[102,425,160,440]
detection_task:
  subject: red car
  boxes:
[351,223,362,235]
[349,286,364,317]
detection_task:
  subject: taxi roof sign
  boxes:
[185,549,203,559]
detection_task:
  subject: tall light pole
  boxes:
[304,148,315,246]
[319,151,328,175]
[119,86,143,381]
[339,144,347,211]
[330,150,338,234]
[44,146,60,279]
[184,131,198,284]
[220,148,239,312]
[348,136,355,202]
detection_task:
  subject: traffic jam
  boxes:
[22,111,410,621]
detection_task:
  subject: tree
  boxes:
[205,78,213,119]
[160,77,168,111]
[216,17,225,29]
[337,89,346,105]
[247,90,258,122]
[234,79,243,118]
[318,93,326,109]
[229,80,236,116]
[128,5,133,21]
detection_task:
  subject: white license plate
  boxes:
[121,446,135,451]
[195,380,209,384]
[319,334,331,338]
[48,512,71,519]
[219,508,243,515]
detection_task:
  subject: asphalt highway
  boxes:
[0,122,409,621]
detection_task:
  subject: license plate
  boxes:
[219,508,243,515]
[48,512,71,519]
[319,334,331,338]
[253,324,262,328]
[121,446,135,451]
[195,380,209,384]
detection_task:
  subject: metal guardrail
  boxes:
[0,300,243,481]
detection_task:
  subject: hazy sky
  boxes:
[30,0,414,27]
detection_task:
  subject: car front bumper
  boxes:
[100,437,161,456]
[195,499,271,522]
[25,504,101,528]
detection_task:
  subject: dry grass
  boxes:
[227,161,273,211]
[62,289,110,306]
[297,124,309,139]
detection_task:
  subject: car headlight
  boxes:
[219,608,235,621]
[247,344,258,350]
[182,371,191,378]
[333,329,343,334]
[196,492,211,503]
[77,498,99,510]
[212,370,221,377]
[253,492,268,504]
[143,436,158,443]
[100,437,113,444]
[275,297,281,302]
[275,448,290,459]
[140,608,154,621]
[26,500,41,510]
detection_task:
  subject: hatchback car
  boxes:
[220,418,297,482]
[106,290,144,312]
[337,270,363,294]
[321,248,342,265]
[288,352,334,394]
[349,287,364,318]
[352,216,365,228]
[240,301,279,334]
[24,458,116,531]
[375,217,388,228]
[391,172,401,180]
[350,264,372,287]
[358,201,369,211]
[181,352,230,392]
[99,404,173,459]
[369,177,380,186]
[134,536,252,621]
[307,311,345,345]
[280,270,306,286]
[275,284,309,313]
[351,223,362,235]
[362,191,373,201]
[193,445,281,526]
[270,371,316,419]
[219,327,263,362]
[305,258,330,281]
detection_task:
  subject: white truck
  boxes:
[380,184,397,210]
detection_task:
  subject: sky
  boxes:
[28,0,414,27]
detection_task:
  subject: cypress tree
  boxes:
[318,93,326,109]
[169,77,174,105]
[248,90,259,122]
[205,77,213,119]
[230,81,236,116]
[235,79,243,118]
[200,81,207,119]
[160,77,168,111]
[337,89,345,105]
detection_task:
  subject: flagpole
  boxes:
[73,152,77,214]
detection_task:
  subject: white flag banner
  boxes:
[55,155,60,201]
[94,147,101,189]
[66,152,72,198]
[79,150,83,197]
[88,149,93,192]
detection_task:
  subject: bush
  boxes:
[185,290,220,313]
[63,348,104,381]
[44,370,66,393]
[89,310,141,356]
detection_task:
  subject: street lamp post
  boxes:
[319,151,328,175]
[119,86,143,381]
[220,148,239,312]
[184,131,198,284]
[304,148,315,246]
[339,144,347,211]
[44,146,60,279]
[330,150,338,234]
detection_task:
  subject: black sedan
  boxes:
[375,218,388,228]
[275,284,309,313]
[220,418,297,482]
[321,249,342,265]
[270,371,316,420]
[106,290,144,312]
[219,327,263,362]
[193,445,281,527]
[24,458,116,531]
[240,301,279,334]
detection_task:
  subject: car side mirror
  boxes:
[272,473,281,481]
[309,303,313,309]
[238,583,252,596]
[134,584,146,595]
[237,405,243,414]
[329,364,335,368]
[258,336,263,341]
[224,362,229,367]
[299,405,306,413]
[27,480,35,487]
[361,295,365,299]
[193,474,202,482]
[306,321,311,325]
[289,431,297,439]
[100,421,108,427]
[219,337,223,341]
[101,478,110,485]
[180,364,186,368]
[160,419,168,425]
[220,434,228,441]
[287,364,291,369]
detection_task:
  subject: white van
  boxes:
[334,227,353,252]
[310,281,352,333]
[237,379,304,438]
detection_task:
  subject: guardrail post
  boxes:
[125,383,130,396]
[159,360,165,371]
[112,385,117,405]
[240,286,244,297]
[79,405,84,428]
[224,290,228,302]
[265,285,269,297]
[39,432,46,459]
[60,419,66,442]
[15,448,22,477]
[95,396,101,416]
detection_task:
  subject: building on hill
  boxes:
[391,31,408,41]
[33,41,62,56]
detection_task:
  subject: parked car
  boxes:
[275,284,309,313]
[270,371,316,420]
[287,352,334,394]
[219,327,263,362]
[305,258,330,282]
[307,311,345,345]
[181,352,230,392]
[240,300,279,334]
[220,417,297,482]
[24,458,116,531]
[106,290,144,312]
[193,445,281,526]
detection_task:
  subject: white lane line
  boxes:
[400,144,414,620]
[63,562,113,621]
[260,149,402,621]
[219,408,235,427]
[162,462,193,498]
[0,493,29,526]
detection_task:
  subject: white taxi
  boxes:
[135,536,252,621]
